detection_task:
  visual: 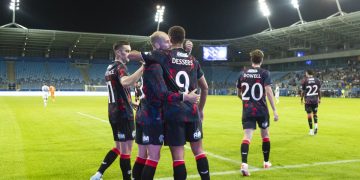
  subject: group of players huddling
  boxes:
[90,25,322,179]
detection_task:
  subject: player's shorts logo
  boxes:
[261,121,268,128]
[142,134,149,143]
[193,129,201,140]
[159,134,164,143]
[132,130,136,138]
[117,133,125,140]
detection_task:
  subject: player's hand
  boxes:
[318,99,321,104]
[199,110,204,122]
[184,40,193,54]
[273,111,279,122]
[184,89,200,104]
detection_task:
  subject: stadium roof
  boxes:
[192,11,360,61]
[1,11,360,61]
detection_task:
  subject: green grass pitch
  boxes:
[1,96,360,179]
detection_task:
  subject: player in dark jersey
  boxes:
[166,26,210,180]
[300,69,321,135]
[128,28,209,180]
[91,41,144,180]
[237,49,279,176]
[131,32,199,180]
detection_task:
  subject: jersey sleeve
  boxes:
[196,61,204,79]
[117,65,128,81]
[236,71,244,89]
[149,64,183,103]
[141,50,167,64]
[301,79,306,91]
[263,70,272,86]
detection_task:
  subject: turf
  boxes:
[0,96,359,179]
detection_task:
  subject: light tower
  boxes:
[290,0,306,26]
[155,5,165,31]
[0,0,27,29]
[258,0,273,31]
[327,0,346,18]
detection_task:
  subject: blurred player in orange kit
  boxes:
[49,85,56,102]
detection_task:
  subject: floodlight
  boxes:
[155,5,165,31]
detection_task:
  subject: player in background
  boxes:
[275,84,280,104]
[90,41,144,180]
[300,69,321,135]
[41,83,50,107]
[134,79,144,105]
[237,49,279,176]
[49,85,56,102]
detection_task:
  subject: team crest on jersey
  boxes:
[159,134,164,143]
[193,129,201,140]
[117,133,125,140]
[142,134,149,143]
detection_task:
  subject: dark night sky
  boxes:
[1,0,360,39]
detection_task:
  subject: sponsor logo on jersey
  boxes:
[118,133,125,140]
[176,52,189,58]
[243,73,261,78]
[247,69,258,73]
[142,134,149,143]
[193,129,202,140]
[132,130,136,138]
[171,58,193,66]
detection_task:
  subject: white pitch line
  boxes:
[155,159,360,180]
[77,112,108,123]
[184,145,241,165]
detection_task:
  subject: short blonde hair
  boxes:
[150,31,167,46]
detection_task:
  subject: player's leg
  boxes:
[118,119,135,180]
[132,145,147,180]
[141,145,162,180]
[188,121,209,180]
[141,120,164,180]
[258,116,271,168]
[260,128,271,168]
[313,104,319,134]
[240,117,255,176]
[190,141,209,180]
[305,104,314,135]
[51,93,55,102]
[165,120,187,180]
[90,122,122,180]
[43,95,48,107]
[170,146,187,180]
[133,123,147,180]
